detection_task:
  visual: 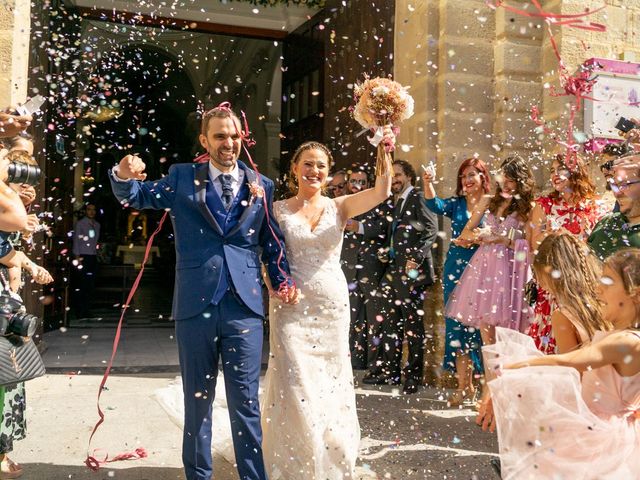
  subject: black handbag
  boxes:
[0,334,45,387]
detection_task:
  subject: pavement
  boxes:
[12,327,499,480]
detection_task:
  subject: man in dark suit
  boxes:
[364,159,438,394]
[109,105,297,480]
[340,168,390,370]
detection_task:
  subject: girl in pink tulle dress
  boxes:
[486,248,640,479]
[445,156,536,346]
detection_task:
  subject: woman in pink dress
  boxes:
[446,155,536,348]
[486,248,640,479]
[528,154,609,353]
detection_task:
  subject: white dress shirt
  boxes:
[208,162,244,199]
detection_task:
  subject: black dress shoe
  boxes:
[403,377,420,395]
[490,457,501,478]
[362,374,400,385]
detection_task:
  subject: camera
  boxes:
[4,150,41,186]
[615,117,636,134]
[0,293,40,337]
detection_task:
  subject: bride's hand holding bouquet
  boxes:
[351,76,414,176]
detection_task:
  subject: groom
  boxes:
[109,105,297,480]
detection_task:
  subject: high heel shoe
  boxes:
[447,387,476,407]
[447,389,465,407]
[0,456,23,479]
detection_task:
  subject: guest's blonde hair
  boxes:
[533,233,612,338]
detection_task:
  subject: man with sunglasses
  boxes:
[340,169,391,370]
[588,155,640,260]
[327,170,347,198]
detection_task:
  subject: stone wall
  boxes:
[0,0,30,107]
[395,0,640,194]
[394,0,640,385]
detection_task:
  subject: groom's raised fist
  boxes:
[118,154,147,181]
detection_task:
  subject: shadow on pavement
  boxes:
[16,463,237,480]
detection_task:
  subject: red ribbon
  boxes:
[489,0,607,170]
[86,448,148,471]
[85,213,168,471]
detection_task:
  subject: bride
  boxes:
[261,139,392,479]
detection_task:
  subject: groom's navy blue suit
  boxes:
[110,160,290,480]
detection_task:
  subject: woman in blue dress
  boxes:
[422,158,491,406]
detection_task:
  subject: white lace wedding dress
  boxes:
[262,197,361,479]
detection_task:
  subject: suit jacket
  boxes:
[388,186,438,288]
[109,160,290,320]
[341,202,391,288]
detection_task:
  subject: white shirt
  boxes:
[209,162,244,199]
[396,185,414,214]
[112,162,245,198]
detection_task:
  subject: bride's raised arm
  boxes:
[334,127,394,221]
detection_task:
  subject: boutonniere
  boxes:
[248,181,265,206]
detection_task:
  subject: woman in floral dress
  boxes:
[527,154,610,353]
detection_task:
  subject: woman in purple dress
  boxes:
[445,156,535,407]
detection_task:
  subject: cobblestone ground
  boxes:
[354,377,499,480]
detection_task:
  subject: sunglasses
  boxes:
[349,179,367,186]
[328,183,346,190]
[609,178,640,193]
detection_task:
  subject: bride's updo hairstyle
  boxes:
[287,141,334,194]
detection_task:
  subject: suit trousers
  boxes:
[349,281,386,370]
[175,294,266,480]
[371,269,426,382]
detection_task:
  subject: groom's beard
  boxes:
[209,147,239,169]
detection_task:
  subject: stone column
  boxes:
[0,0,31,107]
[394,0,443,386]
[493,0,543,180]
[395,0,497,386]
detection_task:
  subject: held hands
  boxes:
[451,237,475,248]
[117,154,147,181]
[274,285,300,305]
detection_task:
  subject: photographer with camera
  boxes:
[0,136,50,479]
